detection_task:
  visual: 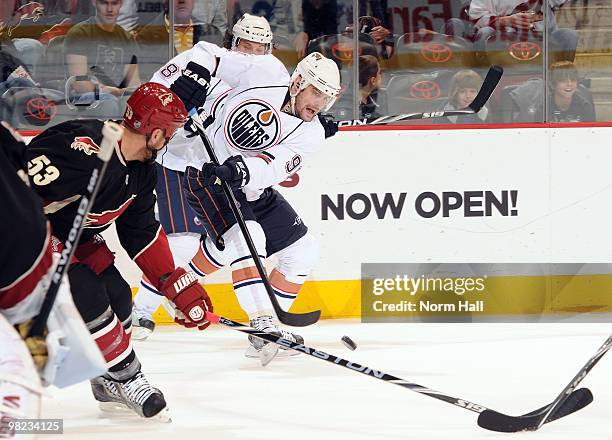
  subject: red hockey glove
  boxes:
[160,268,213,330]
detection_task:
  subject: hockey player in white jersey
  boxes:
[131,14,274,340]
[150,38,340,357]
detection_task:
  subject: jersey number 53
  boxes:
[28,154,60,186]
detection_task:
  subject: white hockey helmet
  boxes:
[232,13,273,54]
[290,52,341,111]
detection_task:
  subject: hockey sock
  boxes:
[88,306,140,381]
[232,265,274,319]
[269,269,303,312]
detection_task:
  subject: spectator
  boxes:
[468,0,578,61]
[136,0,218,79]
[358,54,381,118]
[434,70,489,124]
[509,61,596,122]
[302,0,338,40]
[63,0,140,107]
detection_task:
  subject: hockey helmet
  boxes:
[290,52,341,111]
[123,82,188,141]
[232,13,273,54]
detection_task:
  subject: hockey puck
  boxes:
[341,335,357,351]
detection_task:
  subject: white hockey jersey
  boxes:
[151,41,325,200]
[151,62,232,172]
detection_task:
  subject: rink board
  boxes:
[23,124,612,322]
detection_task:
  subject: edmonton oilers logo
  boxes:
[224,100,280,151]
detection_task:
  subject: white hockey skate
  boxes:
[90,372,169,421]
[131,310,155,341]
[245,315,303,365]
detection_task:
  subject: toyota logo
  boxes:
[331,43,362,62]
[420,42,453,63]
[410,81,442,100]
[508,41,541,61]
[25,97,56,126]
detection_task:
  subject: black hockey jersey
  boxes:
[27,119,174,287]
[0,121,53,312]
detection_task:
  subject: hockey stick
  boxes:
[337,65,503,127]
[204,310,592,431]
[478,331,612,432]
[28,122,124,338]
[188,111,321,327]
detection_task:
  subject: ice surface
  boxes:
[40,321,612,440]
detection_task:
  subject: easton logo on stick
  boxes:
[224,100,280,151]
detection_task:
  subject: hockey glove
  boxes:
[160,268,213,330]
[201,155,250,190]
[170,61,211,112]
[184,109,215,139]
[318,114,338,139]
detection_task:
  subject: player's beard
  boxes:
[144,139,159,165]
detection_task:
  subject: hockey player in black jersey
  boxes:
[26,82,214,419]
[0,120,106,426]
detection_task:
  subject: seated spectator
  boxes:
[63,0,140,113]
[136,0,219,80]
[434,70,489,124]
[468,0,578,61]
[509,61,596,122]
[358,54,381,118]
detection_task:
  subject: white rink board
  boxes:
[26,126,612,285]
[279,126,612,280]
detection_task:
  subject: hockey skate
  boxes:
[90,371,169,420]
[245,315,304,365]
[131,310,155,341]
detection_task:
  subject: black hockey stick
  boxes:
[189,111,320,327]
[28,122,124,338]
[478,331,612,432]
[337,65,503,127]
[204,310,592,430]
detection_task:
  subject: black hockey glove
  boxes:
[184,110,215,138]
[318,114,339,139]
[201,156,250,191]
[170,61,211,112]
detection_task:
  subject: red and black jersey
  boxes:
[27,119,175,288]
[0,121,53,312]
